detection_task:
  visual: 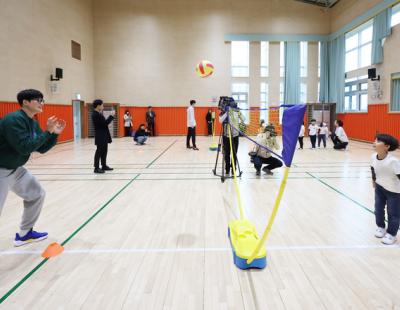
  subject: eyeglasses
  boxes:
[32,98,45,104]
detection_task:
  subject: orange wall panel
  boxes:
[119,106,220,136]
[337,104,400,142]
[0,102,73,143]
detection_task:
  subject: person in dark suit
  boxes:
[146,106,156,136]
[92,99,115,173]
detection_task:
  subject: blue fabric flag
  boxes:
[281,104,306,167]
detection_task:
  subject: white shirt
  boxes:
[124,114,132,127]
[371,153,400,193]
[335,127,348,143]
[298,125,305,137]
[319,126,329,136]
[187,105,196,127]
[308,124,318,136]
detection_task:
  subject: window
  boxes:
[390,73,400,111]
[300,83,307,103]
[260,41,269,77]
[280,42,285,77]
[300,42,308,77]
[392,3,400,27]
[344,75,368,111]
[71,40,81,60]
[345,21,373,72]
[260,83,269,123]
[232,83,249,123]
[231,41,249,77]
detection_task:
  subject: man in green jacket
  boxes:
[0,89,66,246]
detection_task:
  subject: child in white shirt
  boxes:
[371,134,400,245]
[298,122,305,149]
[318,122,329,148]
[308,119,318,149]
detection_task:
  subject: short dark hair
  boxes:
[190,100,196,105]
[148,106,152,109]
[17,89,43,106]
[336,119,343,127]
[376,134,399,151]
[93,99,103,109]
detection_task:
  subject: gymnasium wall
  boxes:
[337,18,400,142]
[0,0,95,105]
[93,0,330,107]
[0,102,73,143]
[330,0,383,33]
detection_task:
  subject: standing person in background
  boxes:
[308,119,318,149]
[206,109,213,136]
[298,121,305,149]
[146,106,156,136]
[123,110,133,137]
[318,122,329,148]
[331,119,349,150]
[187,100,199,150]
[92,99,115,174]
[0,89,66,246]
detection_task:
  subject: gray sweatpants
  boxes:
[0,167,45,231]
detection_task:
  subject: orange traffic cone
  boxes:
[41,242,64,258]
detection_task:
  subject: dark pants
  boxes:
[147,122,155,136]
[187,127,196,148]
[207,121,212,135]
[254,156,283,172]
[375,183,400,236]
[223,136,239,173]
[318,134,326,148]
[310,135,316,148]
[331,134,348,150]
[124,126,131,137]
[94,144,108,169]
[298,137,304,149]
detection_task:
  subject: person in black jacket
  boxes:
[206,109,213,136]
[134,124,149,145]
[92,99,115,173]
[146,106,156,136]
[0,89,66,246]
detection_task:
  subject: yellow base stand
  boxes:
[209,143,218,151]
[228,219,267,269]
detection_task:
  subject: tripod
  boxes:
[212,121,243,183]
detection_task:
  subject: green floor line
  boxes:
[306,172,374,215]
[0,141,177,304]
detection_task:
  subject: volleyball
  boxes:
[195,60,214,78]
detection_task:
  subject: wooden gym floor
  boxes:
[0,136,400,309]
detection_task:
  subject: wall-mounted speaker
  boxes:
[368,68,376,79]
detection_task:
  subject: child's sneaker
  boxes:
[382,233,397,245]
[374,227,386,238]
[14,229,48,247]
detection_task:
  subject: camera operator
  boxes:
[219,102,244,175]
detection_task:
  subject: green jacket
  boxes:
[0,109,58,169]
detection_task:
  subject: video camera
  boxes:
[218,96,237,112]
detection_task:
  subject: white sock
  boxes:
[19,229,30,237]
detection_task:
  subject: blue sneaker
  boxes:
[14,229,48,247]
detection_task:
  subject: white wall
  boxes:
[93,0,330,106]
[0,0,94,104]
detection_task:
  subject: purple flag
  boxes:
[281,105,306,167]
